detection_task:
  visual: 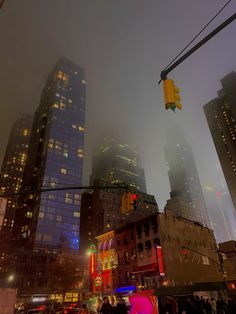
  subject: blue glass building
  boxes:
[13,58,86,252]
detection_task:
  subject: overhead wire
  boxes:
[162,0,232,72]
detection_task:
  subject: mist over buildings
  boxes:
[0,0,235,216]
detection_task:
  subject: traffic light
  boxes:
[121,193,138,214]
[163,79,182,111]
[182,248,189,262]
[131,193,137,211]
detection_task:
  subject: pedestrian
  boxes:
[210,298,216,314]
[116,298,128,314]
[97,298,103,314]
[170,296,178,314]
[205,299,212,314]
[100,297,113,314]
[200,296,206,314]
[164,297,172,313]
[185,298,198,314]
[216,297,225,314]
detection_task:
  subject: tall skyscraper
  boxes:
[12,58,86,252]
[204,72,236,210]
[0,114,32,239]
[203,185,234,243]
[165,127,210,227]
[91,137,146,192]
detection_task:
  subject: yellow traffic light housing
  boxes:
[163,79,182,112]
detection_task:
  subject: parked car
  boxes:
[63,303,80,314]
[16,301,62,314]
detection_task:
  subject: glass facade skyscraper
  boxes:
[204,72,236,211]
[91,137,146,192]
[165,127,210,227]
[12,58,86,252]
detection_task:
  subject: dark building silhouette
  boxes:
[12,58,86,252]
[0,114,32,239]
[165,127,210,227]
[204,72,236,211]
[91,137,146,192]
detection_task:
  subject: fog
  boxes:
[0,0,236,210]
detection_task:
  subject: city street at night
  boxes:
[0,0,236,313]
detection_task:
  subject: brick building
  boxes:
[92,211,223,294]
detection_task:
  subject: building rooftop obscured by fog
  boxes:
[165,126,210,227]
[91,136,146,192]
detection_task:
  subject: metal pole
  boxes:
[154,245,161,288]
[0,184,129,197]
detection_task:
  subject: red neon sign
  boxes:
[131,194,137,201]
[157,246,165,276]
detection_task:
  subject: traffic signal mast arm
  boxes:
[181,245,223,269]
[160,13,235,111]
[0,184,129,197]
[160,13,236,81]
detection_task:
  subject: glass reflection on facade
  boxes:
[13,58,86,252]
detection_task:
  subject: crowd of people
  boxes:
[77,294,236,314]
[96,296,128,314]
[158,295,236,314]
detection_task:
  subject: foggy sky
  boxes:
[0,0,236,209]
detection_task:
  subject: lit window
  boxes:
[60,101,66,110]
[65,193,72,204]
[23,129,29,136]
[61,168,67,175]
[57,71,63,79]
[55,145,61,150]
[79,126,85,132]
[39,212,44,219]
[56,215,62,222]
[53,103,59,109]
[75,194,80,200]
[81,79,87,85]
[72,124,76,129]
[77,148,84,158]
[26,212,32,218]
[63,150,68,158]
[50,182,56,188]
[74,212,80,218]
